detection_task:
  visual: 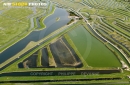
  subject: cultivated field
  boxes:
[51,0,84,10]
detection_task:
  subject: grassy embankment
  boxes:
[67,19,74,25]
[37,49,42,67]
[47,45,56,67]
[0,74,128,83]
[39,5,56,30]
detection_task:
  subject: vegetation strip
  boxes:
[37,49,42,67]
[0,77,121,83]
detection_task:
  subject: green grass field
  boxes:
[68,25,121,67]
[0,8,33,47]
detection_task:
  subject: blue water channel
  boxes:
[0,8,70,65]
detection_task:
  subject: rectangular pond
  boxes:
[68,25,121,67]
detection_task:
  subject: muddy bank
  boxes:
[50,38,83,67]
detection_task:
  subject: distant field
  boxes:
[0,8,33,46]
[52,0,84,10]
[68,25,121,67]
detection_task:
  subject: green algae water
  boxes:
[68,25,121,67]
